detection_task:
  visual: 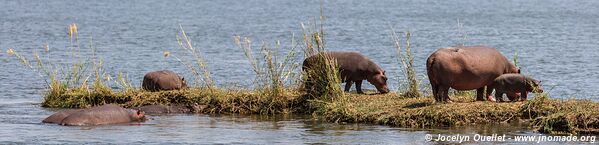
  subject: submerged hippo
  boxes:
[142,70,187,92]
[42,109,83,124]
[132,104,208,114]
[426,46,520,102]
[43,104,146,126]
[489,74,543,102]
[302,51,389,94]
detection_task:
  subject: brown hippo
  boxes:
[142,70,187,92]
[59,104,146,126]
[42,109,83,124]
[303,51,389,94]
[132,104,207,114]
[489,74,543,102]
[426,46,520,102]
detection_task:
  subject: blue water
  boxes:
[1,0,598,144]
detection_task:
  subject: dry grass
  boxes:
[42,86,599,135]
[321,92,599,135]
[43,87,304,114]
[525,94,599,135]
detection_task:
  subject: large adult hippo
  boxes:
[58,104,146,126]
[426,46,520,102]
[142,70,187,92]
[303,51,390,94]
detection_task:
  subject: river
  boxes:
[1,0,597,144]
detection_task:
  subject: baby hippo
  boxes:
[303,51,389,94]
[489,74,543,102]
[43,104,146,126]
[142,70,187,92]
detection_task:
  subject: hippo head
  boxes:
[130,109,146,122]
[509,64,521,74]
[527,79,544,93]
[367,70,390,94]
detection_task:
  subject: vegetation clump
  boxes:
[321,92,599,135]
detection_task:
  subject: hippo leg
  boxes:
[355,80,364,94]
[436,85,450,102]
[520,91,528,101]
[506,92,519,102]
[495,91,505,102]
[431,83,439,102]
[344,80,353,92]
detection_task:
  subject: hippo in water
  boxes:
[43,104,146,126]
[132,104,208,114]
[303,51,390,94]
[489,74,543,102]
[426,46,520,102]
[42,109,83,124]
[142,70,187,92]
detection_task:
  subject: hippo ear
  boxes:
[517,68,521,74]
[136,110,142,115]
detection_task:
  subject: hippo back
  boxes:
[42,109,83,124]
[134,104,207,114]
[303,51,382,80]
[142,70,186,91]
[133,105,171,114]
[492,74,542,92]
[60,104,141,126]
[427,46,519,90]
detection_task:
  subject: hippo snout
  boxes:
[378,86,390,94]
[534,87,544,93]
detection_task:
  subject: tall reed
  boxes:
[390,29,421,98]
[299,11,345,112]
[234,36,300,114]
[171,25,215,89]
[8,23,115,108]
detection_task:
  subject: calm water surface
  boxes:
[1,0,598,144]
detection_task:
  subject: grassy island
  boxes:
[38,86,599,135]
[6,23,599,135]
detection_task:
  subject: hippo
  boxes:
[302,51,389,94]
[132,104,208,114]
[426,46,520,102]
[142,70,187,92]
[42,109,83,124]
[489,74,543,102]
[58,104,146,126]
